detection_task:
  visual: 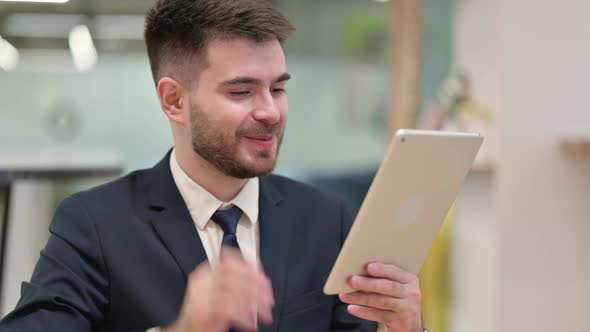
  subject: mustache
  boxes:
[237,124,282,137]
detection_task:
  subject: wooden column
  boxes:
[378,3,425,331]
[390,0,423,134]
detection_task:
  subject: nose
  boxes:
[252,92,281,125]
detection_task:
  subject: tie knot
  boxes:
[211,205,242,235]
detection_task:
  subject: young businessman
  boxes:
[0,1,425,331]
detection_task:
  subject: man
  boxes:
[0,0,425,331]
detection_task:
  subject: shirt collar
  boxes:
[169,149,259,230]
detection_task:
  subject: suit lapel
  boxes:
[146,153,295,330]
[147,151,208,277]
[258,177,294,332]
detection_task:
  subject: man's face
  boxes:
[188,38,289,179]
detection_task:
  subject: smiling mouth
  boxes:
[244,135,275,148]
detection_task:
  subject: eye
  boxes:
[230,90,252,96]
[272,88,286,94]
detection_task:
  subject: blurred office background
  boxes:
[1,0,589,332]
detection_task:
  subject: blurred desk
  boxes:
[0,149,122,316]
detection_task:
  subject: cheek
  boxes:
[279,98,289,121]
[201,94,251,130]
[224,112,256,139]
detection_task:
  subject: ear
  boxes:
[157,77,189,125]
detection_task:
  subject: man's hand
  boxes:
[338,263,423,332]
[165,249,274,332]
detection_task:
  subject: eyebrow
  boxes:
[220,73,291,86]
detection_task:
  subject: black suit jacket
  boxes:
[0,152,376,332]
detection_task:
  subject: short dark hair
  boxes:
[144,0,295,86]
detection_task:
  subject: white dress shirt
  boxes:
[147,150,260,332]
[169,149,260,266]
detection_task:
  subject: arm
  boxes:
[0,194,109,332]
[331,200,377,332]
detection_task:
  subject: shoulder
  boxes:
[261,174,351,225]
[49,168,153,242]
[53,168,152,230]
[67,168,149,206]
[262,174,344,205]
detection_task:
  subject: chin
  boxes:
[230,149,279,178]
[238,159,277,177]
[228,164,274,179]
[247,161,277,176]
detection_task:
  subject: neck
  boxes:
[174,144,248,202]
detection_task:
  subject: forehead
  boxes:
[200,38,287,83]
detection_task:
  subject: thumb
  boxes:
[219,247,243,262]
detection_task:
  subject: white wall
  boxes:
[496,0,590,331]
[451,1,499,331]
[453,0,590,331]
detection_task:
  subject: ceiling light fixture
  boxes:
[68,25,97,72]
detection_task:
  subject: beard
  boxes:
[189,102,284,179]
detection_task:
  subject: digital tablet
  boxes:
[323,129,483,294]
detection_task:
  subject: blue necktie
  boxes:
[211,206,243,332]
[211,206,242,250]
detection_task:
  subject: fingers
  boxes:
[341,263,423,331]
[346,301,421,331]
[216,256,274,327]
[185,251,274,331]
[227,298,258,331]
[180,258,274,332]
[206,275,255,330]
[339,292,404,312]
[219,247,245,263]
[348,275,407,298]
[346,305,397,325]
[365,263,414,284]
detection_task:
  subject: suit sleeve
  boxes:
[0,194,109,332]
[331,199,377,332]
